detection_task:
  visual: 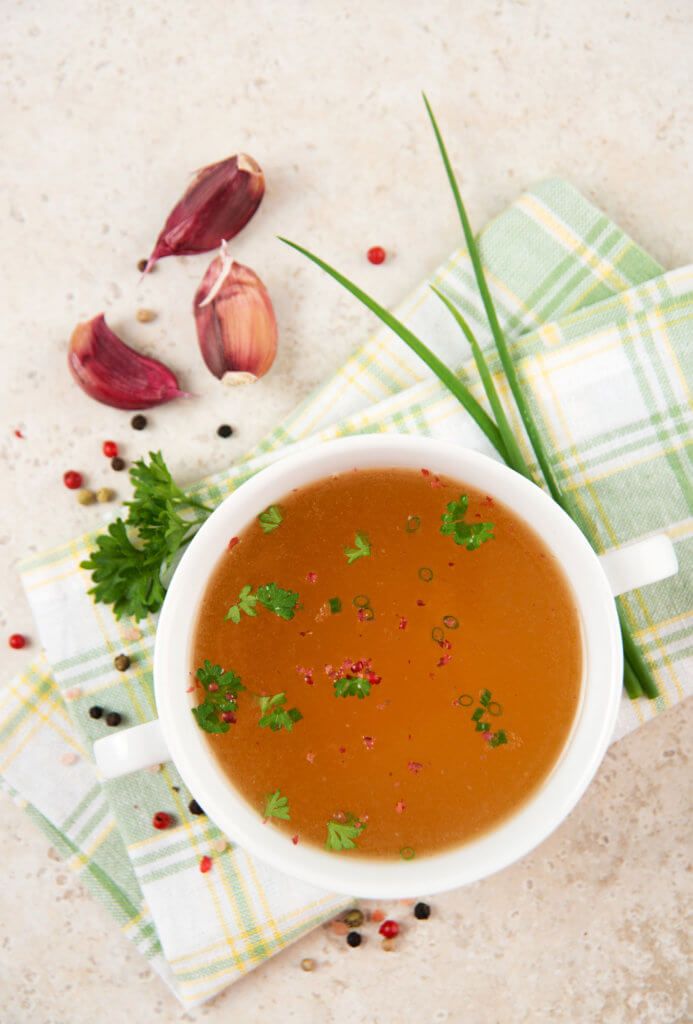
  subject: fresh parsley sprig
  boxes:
[325,816,366,851]
[440,495,494,551]
[263,789,291,820]
[81,452,213,621]
[226,582,299,623]
[192,660,245,734]
[333,675,371,699]
[258,505,283,533]
[344,531,371,564]
[258,693,303,732]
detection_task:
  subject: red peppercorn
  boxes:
[152,811,172,830]
[8,633,26,649]
[221,711,236,724]
[367,246,386,265]
[378,920,399,939]
[199,855,213,873]
[102,440,118,458]
[63,470,83,490]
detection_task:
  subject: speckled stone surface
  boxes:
[1,2,691,1022]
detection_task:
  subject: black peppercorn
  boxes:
[346,931,362,948]
[130,414,147,430]
[89,705,103,719]
[105,711,122,727]
[114,653,131,672]
[137,258,148,273]
[111,456,126,471]
[188,799,205,816]
[414,902,431,920]
[217,424,233,438]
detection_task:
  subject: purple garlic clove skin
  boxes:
[194,252,277,385]
[146,154,265,270]
[68,314,190,409]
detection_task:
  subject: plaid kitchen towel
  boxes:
[1,178,691,1005]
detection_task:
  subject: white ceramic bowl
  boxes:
[95,435,677,897]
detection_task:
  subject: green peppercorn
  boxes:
[344,909,364,928]
[96,487,114,503]
[114,653,130,672]
[77,488,95,505]
[300,958,316,972]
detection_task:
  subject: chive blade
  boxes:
[278,237,507,459]
[430,285,530,478]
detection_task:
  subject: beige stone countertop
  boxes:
[1,2,691,1022]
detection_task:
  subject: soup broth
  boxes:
[191,467,582,859]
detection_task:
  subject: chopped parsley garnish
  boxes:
[263,789,291,821]
[333,675,371,699]
[440,495,494,550]
[81,451,213,620]
[256,582,299,620]
[325,816,365,851]
[344,531,371,564]
[226,582,299,623]
[191,660,245,734]
[258,504,283,533]
[225,584,258,622]
[258,693,303,731]
[328,597,342,613]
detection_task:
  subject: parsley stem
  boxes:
[278,238,508,460]
[623,657,643,700]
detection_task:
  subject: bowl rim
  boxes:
[154,435,622,898]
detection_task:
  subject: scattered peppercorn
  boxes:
[77,488,95,505]
[105,711,122,727]
[136,308,156,323]
[89,705,104,719]
[344,909,364,928]
[217,424,233,438]
[381,938,396,952]
[188,799,205,816]
[131,414,147,430]
[111,456,126,471]
[8,633,26,650]
[152,811,172,830]
[370,909,385,923]
[137,258,148,273]
[414,902,431,920]
[346,931,362,948]
[378,920,399,939]
[114,653,131,672]
[367,245,387,265]
[102,440,118,458]
[96,487,114,503]
[63,470,83,490]
[300,957,316,972]
[199,855,213,873]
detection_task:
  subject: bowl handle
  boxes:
[598,534,678,597]
[93,718,169,779]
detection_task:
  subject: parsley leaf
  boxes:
[333,675,372,699]
[225,584,258,622]
[440,495,494,551]
[258,505,283,534]
[258,693,303,732]
[191,660,245,734]
[344,531,371,564]
[81,452,212,620]
[263,789,291,820]
[256,583,299,620]
[325,816,366,851]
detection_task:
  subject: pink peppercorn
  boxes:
[379,920,399,939]
[63,470,83,490]
[8,633,26,649]
[367,246,386,265]
[199,855,213,873]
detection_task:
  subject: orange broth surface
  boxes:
[191,467,582,859]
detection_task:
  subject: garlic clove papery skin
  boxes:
[194,254,277,384]
[68,314,189,409]
[146,154,264,270]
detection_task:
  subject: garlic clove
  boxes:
[146,154,264,270]
[194,248,277,384]
[68,314,189,409]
